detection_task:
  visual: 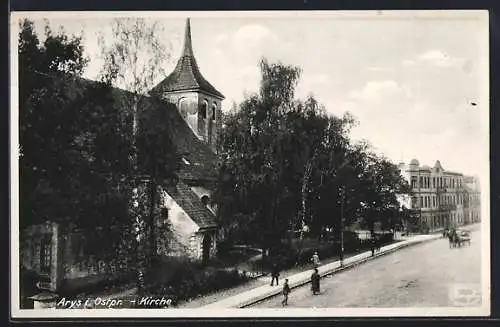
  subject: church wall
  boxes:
[197,94,221,150]
[161,90,222,151]
[158,189,204,260]
[162,91,201,139]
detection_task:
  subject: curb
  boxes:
[236,235,441,308]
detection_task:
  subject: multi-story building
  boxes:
[463,175,481,225]
[397,159,481,233]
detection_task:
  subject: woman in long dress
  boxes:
[311,268,320,295]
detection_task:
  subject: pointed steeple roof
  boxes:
[150,18,225,99]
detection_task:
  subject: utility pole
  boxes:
[339,186,345,267]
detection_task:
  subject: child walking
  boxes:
[281,279,290,306]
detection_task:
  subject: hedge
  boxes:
[140,257,250,306]
[254,231,395,272]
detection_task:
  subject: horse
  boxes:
[448,232,462,248]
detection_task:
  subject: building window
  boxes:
[160,208,169,229]
[419,176,423,188]
[40,233,52,274]
[179,98,189,118]
[411,176,417,189]
[200,101,208,119]
[211,104,216,122]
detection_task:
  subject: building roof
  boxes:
[166,181,217,230]
[157,98,218,182]
[445,171,463,176]
[29,61,220,232]
[434,160,443,170]
[150,18,225,99]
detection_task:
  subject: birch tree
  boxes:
[98,17,178,275]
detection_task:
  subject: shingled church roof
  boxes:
[166,181,217,230]
[156,98,218,182]
[150,18,225,99]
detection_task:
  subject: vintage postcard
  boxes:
[10,10,490,318]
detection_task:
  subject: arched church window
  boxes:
[179,98,188,119]
[200,101,208,119]
[211,104,217,121]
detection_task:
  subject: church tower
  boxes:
[150,18,225,152]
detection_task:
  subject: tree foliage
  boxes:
[18,18,138,262]
[215,58,411,254]
[18,18,179,271]
[98,17,179,266]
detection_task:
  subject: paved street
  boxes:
[251,228,482,308]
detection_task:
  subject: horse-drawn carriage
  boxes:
[447,229,471,248]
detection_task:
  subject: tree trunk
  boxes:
[295,158,314,266]
[148,178,157,265]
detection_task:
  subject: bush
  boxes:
[375,232,394,246]
[252,231,383,272]
[142,257,250,306]
[58,271,135,297]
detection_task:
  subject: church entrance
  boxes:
[202,233,212,265]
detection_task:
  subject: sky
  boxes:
[14,11,489,178]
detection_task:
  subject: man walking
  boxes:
[281,279,290,306]
[270,262,280,286]
[311,251,320,268]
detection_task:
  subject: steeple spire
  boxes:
[182,18,193,57]
[150,17,225,99]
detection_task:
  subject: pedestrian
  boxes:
[311,268,320,295]
[376,236,381,252]
[311,251,320,268]
[281,279,290,306]
[370,238,375,257]
[270,262,280,286]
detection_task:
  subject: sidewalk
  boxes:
[178,244,371,308]
[201,233,442,308]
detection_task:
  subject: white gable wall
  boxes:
[160,189,206,260]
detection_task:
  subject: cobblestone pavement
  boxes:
[251,229,482,308]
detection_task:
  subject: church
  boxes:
[20,18,225,294]
[150,17,224,262]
